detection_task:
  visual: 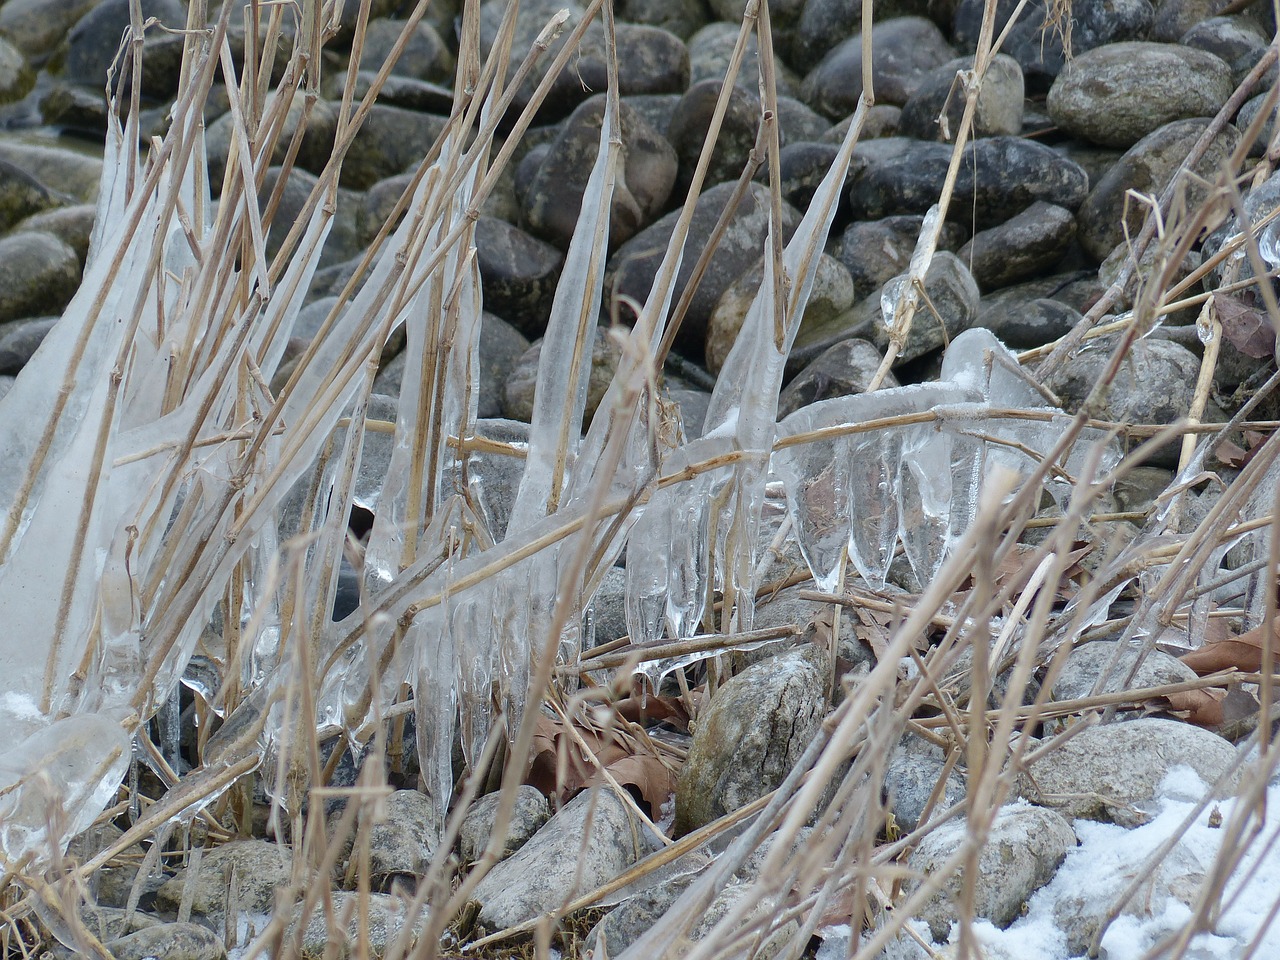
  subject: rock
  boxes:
[458,785,551,864]
[675,645,827,835]
[74,905,161,943]
[503,325,621,423]
[1236,90,1276,156]
[1151,0,1233,42]
[472,788,659,930]
[777,96,831,143]
[820,104,903,144]
[587,869,699,955]
[777,337,895,418]
[866,252,981,364]
[0,143,100,204]
[1112,466,1174,514]
[1182,15,1270,86]
[0,36,32,104]
[524,95,677,250]
[359,17,454,83]
[953,0,1155,92]
[978,296,1082,349]
[905,802,1075,941]
[609,181,800,359]
[768,141,841,211]
[473,312,533,420]
[0,233,80,323]
[898,54,1024,142]
[475,216,564,337]
[957,201,1077,289]
[885,735,965,832]
[749,586,877,672]
[0,374,13,402]
[1054,140,1128,191]
[1046,41,1233,148]
[1050,640,1199,704]
[1023,717,1239,826]
[1076,118,1240,261]
[105,923,226,960]
[832,214,968,302]
[357,789,438,889]
[288,890,429,959]
[690,878,799,956]
[40,84,108,134]
[157,839,297,921]
[1042,333,1202,468]
[341,104,448,190]
[801,17,955,118]
[687,24,799,98]
[351,72,454,116]
[206,98,338,186]
[64,0,186,87]
[705,253,854,375]
[0,316,55,373]
[618,0,709,38]
[847,136,1089,228]
[445,418,530,541]
[667,79,761,191]
[0,0,96,56]
[260,167,363,269]
[0,160,63,233]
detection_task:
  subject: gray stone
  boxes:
[472,788,659,930]
[884,735,966,832]
[1151,0,1233,42]
[1077,118,1240,261]
[847,136,1089,228]
[953,0,1155,92]
[1043,336,1204,467]
[0,160,63,233]
[587,869,699,955]
[898,54,1024,142]
[1182,15,1270,86]
[618,0,710,38]
[749,586,876,673]
[1024,717,1240,826]
[458,785,551,865]
[341,104,448,190]
[351,72,454,116]
[207,98,338,187]
[503,325,621,424]
[0,316,55,373]
[0,374,13,402]
[801,17,955,118]
[288,890,429,959]
[608,181,800,360]
[1047,41,1233,148]
[359,789,438,887]
[1051,640,1199,704]
[778,337,896,418]
[667,78,762,191]
[906,802,1075,941]
[0,142,101,204]
[105,922,226,960]
[40,85,108,134]
[675,645,827,835]
[524,95,677,250]
[0,233,80,323]
[1112,466,1175,514]
[1236,90,1276,156]
[260,167,363,269]
[74,905,161,943]
[156,839,297,921]
[819,104,903,144]
[957,201,1077,290]
[474,216,564,337]
[866,252,981,365]
[978,296,1082,349]
[687,24,799,99]
[359,17,453,83]
[705,253,854,375]
[0,0,96,56]
[768,141,843,212]
[777,96,831,144]
[832,214,968,302]
[0,36,31,104]
[1054,141,1129,191]
[64,0,186,87]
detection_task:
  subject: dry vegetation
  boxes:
[0,0,1278,957]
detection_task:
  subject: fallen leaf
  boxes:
[1179,619,1280,675]
[1157,687,1226,727]
[1214,291,1277,360]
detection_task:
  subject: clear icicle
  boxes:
[774,408,854,594]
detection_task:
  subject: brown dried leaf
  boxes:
[1214,292,1278,359]
[1179,619,1280,675]
[1158,687,1226,727]
[581,754,677,817]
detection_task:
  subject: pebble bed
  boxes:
[1,0,1277,958]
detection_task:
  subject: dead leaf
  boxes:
[1157,687,1226,727]
[1214,292,1278,359]
[1179,619,1280,676]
